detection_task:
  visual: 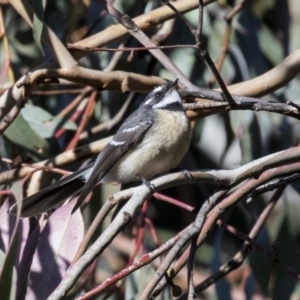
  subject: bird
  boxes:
[9,79,192,217]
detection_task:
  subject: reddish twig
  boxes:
[54,93,90,140]
[153,192,194,212]
[57,86,93,118]
[65,90,98,150]
[127,200,148,266]
[145,218,159,246]
[78,225,192,299]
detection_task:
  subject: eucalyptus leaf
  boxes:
[21,104,77,138]
[4,109,51,159]
[27,202,84,299]
[258,25,283,65]
[32,0,47,55]
[272,218,300,300]
[0,191,22,300]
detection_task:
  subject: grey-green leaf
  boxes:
[21,104,77,138]
[4,109,51,159]
[32,0,47,55]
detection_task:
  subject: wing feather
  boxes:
[72,109,153,213]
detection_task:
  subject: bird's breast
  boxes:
[102,110,191,184]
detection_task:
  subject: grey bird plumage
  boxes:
[9,79,192,217]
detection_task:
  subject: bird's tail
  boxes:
[9,170,87,218]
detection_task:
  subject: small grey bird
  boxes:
[9,79,191,217]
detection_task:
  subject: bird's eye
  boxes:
[155,93,161,98]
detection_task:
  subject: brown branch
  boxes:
[0,157,71,176]
[184,94,300,121]
[16,67,166,93]
[11,65,300,123]
[0,136,112,185]
[0,80,31,135]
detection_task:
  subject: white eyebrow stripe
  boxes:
[144,86,164,105]
[110,140,126,146]
[122,125,140,132]
[153,86,163,93]
[153,90,181,108]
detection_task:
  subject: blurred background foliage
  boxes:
[1,0,300,299]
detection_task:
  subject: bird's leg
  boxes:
[182,169,192,180]
[136,174,155,193]
[170,167,193,180]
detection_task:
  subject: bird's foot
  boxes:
[170,167,192,179]
[136,175,155,193]
[182,169,192,180]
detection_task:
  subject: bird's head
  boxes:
[142,79,183,111]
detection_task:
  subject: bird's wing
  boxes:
[72,111,153,213]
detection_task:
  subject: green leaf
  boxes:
[258,24,283,65]
[21,104,77,138]
[248,228,273,293]
[0,249,17,300]
[32,0,47,55]
[4,108,51,159]
[272,218,300,300]
[229,110,253,163]
[0,183,23,300]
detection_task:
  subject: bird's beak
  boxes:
[168,78,179,91]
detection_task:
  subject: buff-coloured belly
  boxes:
[102,110,191,183]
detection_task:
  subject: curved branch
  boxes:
[0,136,112,185]
[16,67,166,93]
[48,146,300,299]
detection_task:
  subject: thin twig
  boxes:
[54,98,89,139]
[246,172,300,203]
[187,240,197,300]
[161,0,196,36]
[0,157,71,176]
[200,49,236,105]
[57,87,93,118]
[68,43,198,52]
[195,0,204,46]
